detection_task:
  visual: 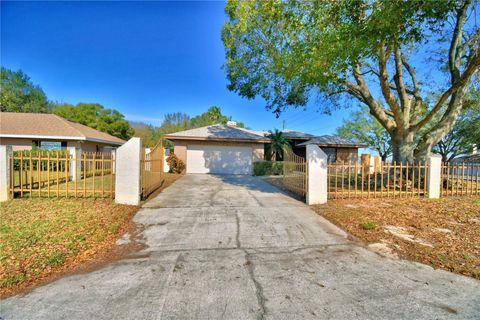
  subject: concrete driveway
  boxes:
[1,175,479,320]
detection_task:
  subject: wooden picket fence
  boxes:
[327,161,429,199]
[282,150,307,197]
[140,143,165,199]
[9,150,115,198]
[441,162,480,196]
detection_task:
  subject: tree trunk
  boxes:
[391,131,415,163]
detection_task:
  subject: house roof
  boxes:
[452,153,480,163]
[0,112,125,145]
[165,124,367,148]
[280,130,315,140]
[165,124,270,143]
[296,135,368,148]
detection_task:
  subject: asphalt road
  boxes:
[2,174,479,319]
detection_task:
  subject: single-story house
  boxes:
[165,124,366,174]
[0,112,125,153]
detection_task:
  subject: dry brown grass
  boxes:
[0,198,138,297]
[313,196,480,279]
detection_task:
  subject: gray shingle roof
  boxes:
[280,130,315,139]
[165,125,367,148]
[165,125,269,142]
[296,135,367,148]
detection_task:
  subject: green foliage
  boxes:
[434,105,480,161]
[222,0,457,113]
[190,106,245,128]
[336,106,391,161]
[266,129,291,161]
[53,103,134,140]
[0,67,51,113]
[133,107,246,148]
[360,222,377,230]
[12,149,70,171]
[222,0,479,162]
[47,251,66,267]
[131,122,162,148]
[253,161,284,176]
[167,153,185,174]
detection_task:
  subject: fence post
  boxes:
[306,144,328,205]
[361,154,371,175]
[115,137,141,205]
[427,154,442,199]
[0,145,12,202]
[68,145,82,181]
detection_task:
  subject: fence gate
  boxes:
[282,150,307,197]
[140,142,165,199]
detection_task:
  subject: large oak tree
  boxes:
[222,0,480,162]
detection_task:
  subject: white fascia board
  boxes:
[0,134,86,140]
[0,134,123,146]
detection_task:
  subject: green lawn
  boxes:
[0,198,138,296]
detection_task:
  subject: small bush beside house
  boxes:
[253,161,284,176]
[166,153,185,174]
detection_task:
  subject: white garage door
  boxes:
[186,144,253,174]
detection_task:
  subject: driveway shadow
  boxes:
[213,174,303,200]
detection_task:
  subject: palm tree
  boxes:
[266,129,291,161]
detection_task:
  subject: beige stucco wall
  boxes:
[0,138,33,151]
[172,140,265,169]
[336,147,359,163]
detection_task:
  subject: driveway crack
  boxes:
[244,250,266,320]
[235,211,241,248]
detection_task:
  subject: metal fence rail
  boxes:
[441,162,480,196]
[282,150,307,197]
[327,161,429,199]
[9,151,115,198]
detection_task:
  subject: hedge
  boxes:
[253,161,284,176]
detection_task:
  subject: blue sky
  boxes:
[1,1,354,134]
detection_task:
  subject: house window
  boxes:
[321,147,337,163]
[38,141,67,150]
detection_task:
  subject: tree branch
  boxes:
[449,0,471,82]
[377,43,403,128]
[393,46,409,112]
[412,48,480,131]
[344,65,396,133]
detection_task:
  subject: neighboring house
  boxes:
[0,112,125,153]
[452,145,479,164]
[166,124,366,174]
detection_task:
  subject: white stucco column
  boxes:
[115,137,141,205]
[306,144,328,205]
[164,149,170,173]
[68,144,82,181]
[427,154,442,199]
[0,145,12,202]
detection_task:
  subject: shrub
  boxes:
[253,161,284,176]
[167,153,185,174]
[360,222,377,230]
